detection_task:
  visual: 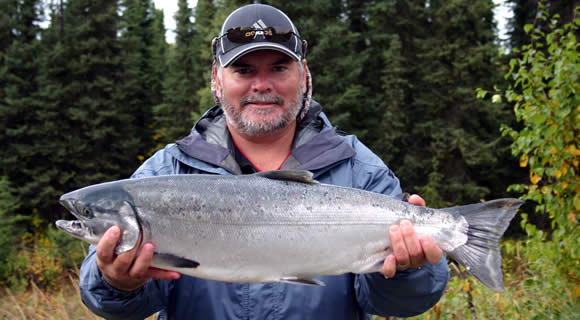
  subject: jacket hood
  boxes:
[175,101,355,175]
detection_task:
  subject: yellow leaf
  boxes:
[573,159,579,169]
[463,281,471,293]
[530,173,541,185]
[541,186,550,194]
[520,155,528,167]
[562,182,568,189]
[570,212,577,224]
[550,146,557,154]
[554,169,562,179]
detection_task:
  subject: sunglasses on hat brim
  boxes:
[219,26,300,43]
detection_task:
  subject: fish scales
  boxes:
[56,170,522,291]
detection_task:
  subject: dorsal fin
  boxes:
[254,170,318,184]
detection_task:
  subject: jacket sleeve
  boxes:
[350,141,449,317]
[78,148,177,319]
[79,246,173,320]
[355,259,449,317]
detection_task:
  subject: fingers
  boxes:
[380,255,397,278]
[95,226,170,291]
[400,220,423,266]
[96,226,120,264]
[389,223,410,269]
[383,219,444,280]
[420,235,443,264]
[128,243,155,279]
[146,267,181,281]
[390,220,426,268]
[408,194,426,207]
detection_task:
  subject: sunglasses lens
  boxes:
[265,27,293,42]
[226,27,256,43]
[225,27,296,44]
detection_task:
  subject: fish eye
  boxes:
[82,207,93,217]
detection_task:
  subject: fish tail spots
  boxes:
[445,199,523,292]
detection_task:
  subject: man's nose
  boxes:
[251,72,272,93]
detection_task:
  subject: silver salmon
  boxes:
[56,170,522,292]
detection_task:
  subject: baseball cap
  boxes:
[214,4,304,67]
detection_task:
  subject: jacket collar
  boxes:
[175,101,355,175]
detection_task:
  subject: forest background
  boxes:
[0,0,578,319]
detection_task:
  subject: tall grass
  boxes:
[0,273,157,320]
[0,274,99,320]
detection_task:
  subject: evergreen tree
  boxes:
[119,0,167,156]
[153,0,198,144]
[194,0,217,86]
[151,7,169,109]
[0,0,17,51]
[392,0,518,207]
[0,0,45,216]
[32,0,141,221]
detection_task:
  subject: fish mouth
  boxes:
[55,220,88,239]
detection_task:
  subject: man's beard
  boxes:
[221,87,303,137]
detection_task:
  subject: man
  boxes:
[79,4,449,319]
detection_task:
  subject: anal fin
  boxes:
[279,277,325,286]
[153,252,199,268]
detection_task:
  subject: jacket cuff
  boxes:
[355,257,449,317]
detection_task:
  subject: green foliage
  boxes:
[471,6,580,319]
[0,177,29,286]
[507,0,580,51]
[7,226,86,291]
[382,238,579,320]
[488,5,579,236]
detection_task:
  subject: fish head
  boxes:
[56,181,141,254]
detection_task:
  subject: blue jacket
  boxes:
[79,102,449,319]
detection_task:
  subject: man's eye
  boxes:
[273,66,287,72]
[235,68,251,74]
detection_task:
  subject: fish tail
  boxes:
[444,198,523,292]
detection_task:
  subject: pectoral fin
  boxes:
[279,277,325,286]
[152,253,200,268]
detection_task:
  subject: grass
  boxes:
[0,274,100,320]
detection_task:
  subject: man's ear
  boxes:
[301,59,308,95]
[213,65,221,94]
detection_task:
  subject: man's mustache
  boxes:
[241,94,284,107]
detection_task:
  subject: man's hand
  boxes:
[380,194,443,278]
[96,226,181,292]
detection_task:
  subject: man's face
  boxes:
[216,50,306,137]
